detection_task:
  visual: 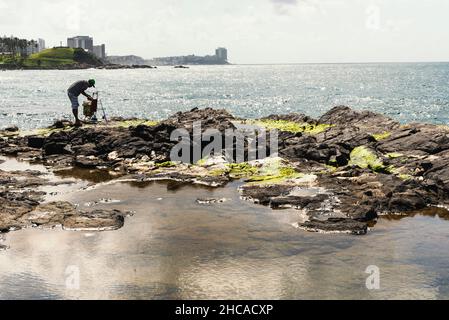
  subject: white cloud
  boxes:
[0,0,448,63]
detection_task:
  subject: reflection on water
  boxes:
[0,156,47,173]
[1,179,449,300]
[53,167,118,184]
[0,156,90,202]
[382,207,449,221]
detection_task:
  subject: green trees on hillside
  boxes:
[0,36,38,63]
[1,36,103,68]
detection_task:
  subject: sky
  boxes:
[1,0,449,64]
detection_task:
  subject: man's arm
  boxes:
[81,91,93,101]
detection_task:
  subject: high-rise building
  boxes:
[38,38,45,52]
[67,36,94,52]
[93,44,106,59]
[67,37,76,48]
[215,47,228,62]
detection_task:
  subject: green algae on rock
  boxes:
[373,131,392,141]
[245,157,303,185]
[226,163,259,179]
[155,161,177,168]
[349,146,385,172]
[248,119,333,135]
[386,152,404,159]
[348,147,414,179]
[113,119,159,128]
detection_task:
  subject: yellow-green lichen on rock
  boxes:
[321,165,338,174]
[245,157,304,185]
[399,174,413,181]
[349,146,385,172]
[372,131,391,141]
[386,152,404,159]
[385,165,414,181]
[247,166,303,184]
[200,157,305,185]
[192,162,256,179]
[248,119,333,135]
[155,161,177,168]
[114,120,159,128]
[196,158,208,166]
[226,163,259,179]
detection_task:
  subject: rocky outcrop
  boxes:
[97,64,156,70]
[2,106,449,235]
[0,199,125,232]
[0,108,236,168]
[0,169,126,234]
[296,218,368,235]
[252,106,449,233]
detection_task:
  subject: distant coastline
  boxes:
[0,63,232,71]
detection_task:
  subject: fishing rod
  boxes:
[93,91,108,124]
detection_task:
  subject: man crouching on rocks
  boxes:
[67,79,96,127]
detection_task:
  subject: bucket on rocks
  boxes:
[83,92,108,124]
[83,95,98,119]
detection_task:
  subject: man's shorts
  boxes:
[68,92,79,110]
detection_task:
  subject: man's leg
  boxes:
[72,108,82,126]
[69,93,82,126]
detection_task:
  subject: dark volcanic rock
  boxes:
[27,136,46,149]
[319,106,400,132]
[270,194,329,209]
[1,198,126,233]
[74,155,106,168]
[34,108,237,166]
[4,126,19,132]
[44,142,70,155]
[239,184,296,205]
[62,208,125,231]
[0,169,126,235]
[48,120,72,129]
[262,113,317,125]
[146,171,230,187]
[164,107,236,133]
[297,218,368,235]
[377,123,449,155]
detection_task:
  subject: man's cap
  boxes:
[88,79,96,87]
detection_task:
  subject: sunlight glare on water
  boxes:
[1,63,449,129]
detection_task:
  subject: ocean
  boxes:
[1,63,448,130]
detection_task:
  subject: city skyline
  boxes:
[67,35,106,59]
[1,0,449,64]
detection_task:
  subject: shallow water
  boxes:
[1,63,449,130]
[1,168,449,299]
[0,155,90,201]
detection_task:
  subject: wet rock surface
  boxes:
[0,168,126,236]
[296,218,368,235]
[1,106,449,235]
[196,198,228,204]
